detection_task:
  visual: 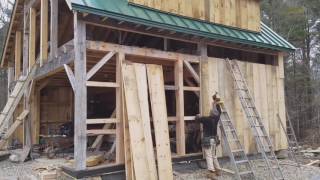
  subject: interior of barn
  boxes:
[1,0,320,180]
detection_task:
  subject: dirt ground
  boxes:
[0,156,320,180]
[173,158,320,180]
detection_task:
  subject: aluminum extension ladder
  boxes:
[220,105,256,180]
[0,63,38,135]
[277,113,301,167]
[226,59,285,180]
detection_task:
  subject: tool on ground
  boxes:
[226,58,284,180]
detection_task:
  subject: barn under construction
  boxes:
[0,0,297,179]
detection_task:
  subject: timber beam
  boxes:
[86,41,200,62]
[34,44,75,80]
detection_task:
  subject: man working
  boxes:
[196,92,223,177]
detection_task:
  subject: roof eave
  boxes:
[71,3,295,52]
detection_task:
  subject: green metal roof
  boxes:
[68,0,296,51]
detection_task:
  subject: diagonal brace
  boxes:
[86,51,116,80]
[64,64,76,91]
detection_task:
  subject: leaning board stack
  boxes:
[122,62,173,180]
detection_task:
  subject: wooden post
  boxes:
[22,7,29,76]
[277,52,287,150]
[73,12,87,170]
[14,31,22,80]
[199,42,207,158]
[29,7,36,71]
[116,52,124,164]
[175,58,185,155]
[199,42,208,115]
[22,3,31,159]
[50,0,58,59]
[31,87,40,144]
[40,0,48,66]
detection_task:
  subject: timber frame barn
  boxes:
[0,0,295,178]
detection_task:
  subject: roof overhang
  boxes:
[1,0,296,68]
[68,0,296,52]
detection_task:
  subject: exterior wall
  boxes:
[202,57,287,156]
[129,0,261,32]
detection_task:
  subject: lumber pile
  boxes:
[122,63,173,180]
[38,170,57,180]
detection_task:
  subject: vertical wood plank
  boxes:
[213,0,221,24]
[116,52,125,164]
[239,0,248,30]
[245,62,255,152]
[229,0,236,27]
[73,12,87,170]
[272,65,280,150]
[40,0,48,66]
[175,58,185,155]
[234,61,246,152]
[129,0,260,32]
[123,63,152,180]
[259,64,269,134]
[277,53,287,149]
[15,31,22,80]
[134,63,158,180]
[50,0,58,59]
[22,7,29,76]
[147,64,173,180]
[266,65,276,148]
[29,8,36,71]
[122,92,134,180]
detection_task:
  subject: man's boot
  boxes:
[206,171,218,180]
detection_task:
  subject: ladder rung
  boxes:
[239,171,254,176]
[246,106,256,109]
[232,149,244,153]
[226,129,236,132]
[222,119,231,122]
[235,159,249,164]
[252,124,264,127]
[257,135,268,137]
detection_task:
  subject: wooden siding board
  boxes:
[129,0,260,32]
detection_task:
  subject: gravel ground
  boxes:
[0,158,68,180]
[0,156,320,180]
[173,159,320,180]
